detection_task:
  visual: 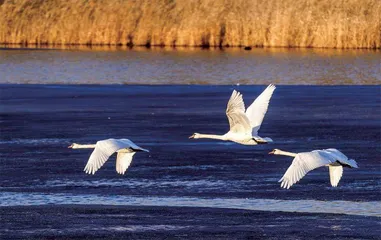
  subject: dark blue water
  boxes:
[0,85,380,239]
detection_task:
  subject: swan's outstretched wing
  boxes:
[323,148,358,168]
[245,84,276,136]
[322,149,358,186]
[84,138,148,175]
[329,165,343,187]
[226,90,251,134]
[116,152,136,175]
[279,151,332,189]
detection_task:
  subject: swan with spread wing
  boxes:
[68,138,149,175]
[189,84,276,145]
[269,148,358,189]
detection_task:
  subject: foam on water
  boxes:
[1,192,379,217]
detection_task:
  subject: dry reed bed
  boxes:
[0,0,380,48]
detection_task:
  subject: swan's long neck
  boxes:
[276,150,297,157]
[74,144,96,149]
[197,134,227,141]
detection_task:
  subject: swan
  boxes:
[269,148,358,189]
[68,138,149,175]
[189,84,276,145]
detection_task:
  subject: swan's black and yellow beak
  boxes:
[268,150,275,154]
[68,145,73,149]
[189,134,195,139]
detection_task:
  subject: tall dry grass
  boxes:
[0,0,380,48]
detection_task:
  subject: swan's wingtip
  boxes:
[232,89,242,96]
[280,179,292,189]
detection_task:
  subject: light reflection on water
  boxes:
[0,47,379,84]
[0,138,71,145]
[0,178,265,191]
[1,192,380,217]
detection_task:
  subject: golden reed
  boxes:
[0,0,380,49]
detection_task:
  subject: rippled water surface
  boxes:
[0,47,380,84]
[0,85,380,239]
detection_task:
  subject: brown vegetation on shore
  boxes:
[0,0,380,49]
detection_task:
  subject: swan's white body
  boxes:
[270,149,358,189]
[190,84,276,145]
[69,138,149,175]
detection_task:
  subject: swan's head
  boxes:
[268,149,281,155]
[189,133,200,139]
[68,143,80,149]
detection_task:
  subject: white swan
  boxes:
[189,84,276,145]
[68,138,149,175]
[269,148,359,189]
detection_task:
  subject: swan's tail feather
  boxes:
[262,137,273,143]
[348,159,359,168]
[139,147,149,153]
[253,136,273,144]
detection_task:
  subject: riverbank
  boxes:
[1,0,380,49]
